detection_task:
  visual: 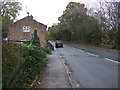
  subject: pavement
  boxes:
[39,50,71,88]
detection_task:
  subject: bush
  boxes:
[15,30,47,87]
[43,41,54,54]
[16,44,47,87]
[31,30,40,47]
[42,47,52,54]
[101,29,118,49]
[2,42,29,88]
[3,29,48,88]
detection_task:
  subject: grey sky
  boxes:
[17,0,117,27]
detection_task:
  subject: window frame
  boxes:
[23,26,30,32]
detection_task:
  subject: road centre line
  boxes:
[86,52,119,64]
[72,47,99,57]
[71,47,85,53]
[69,46,119,64]
[78,49,85,52]
[87,52,99,57]
[105,58,120,64]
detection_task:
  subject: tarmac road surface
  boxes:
[51,41,119,88]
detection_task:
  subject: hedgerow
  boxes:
[15,44,47,87]
[15,30,47,88]
[2,42,29,88]
[3,30,48,88]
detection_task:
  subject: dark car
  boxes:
[55,40,63,48]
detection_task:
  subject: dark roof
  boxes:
[10,15,47,28]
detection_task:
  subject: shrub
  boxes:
[2,42,29,88]
[31,30,40,47]
[101,29,118,49]
[15,30,47,87]
[16,44,47,87]
[3,29,48,88]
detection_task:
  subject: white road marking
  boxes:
[78,49,85,52]
[70,46,84,53]
[62,45,119,65]
[105,58,120,64]
[87,52,99,57]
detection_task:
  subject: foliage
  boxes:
[1,1,22,38]
[16,44,47,87]
[116,29,120,50]
[48,25,60,40]
[87,2,119,31]
[87,1,119,49]
[101,29,120,49]
[3,29,48,88]
[48,1,119,50]
[2,16,12,38]
[48,2,102,45]
[42,47,52,54]
[31,30,41,47]
[15,30,47,87]
[59,29,71,41]
[2,42,29,88]
[46,41,54,50]
[0,1,22,20]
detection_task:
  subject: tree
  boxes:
[58,2,88,41]
[87,1,120,31]
[0,1,22,38]
[57,2,101,44]
[2,16,12,38]
[0,1,22,20]
[48,24,60,40]
[107,2,119,30]
[31,30,41,47]
[85,1,120,48]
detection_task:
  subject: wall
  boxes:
[8,16,47,47]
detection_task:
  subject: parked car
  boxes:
[55,40,63,48]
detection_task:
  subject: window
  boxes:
[23,26,30,32]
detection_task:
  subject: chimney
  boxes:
[27,15,33,19]
[29,15,33,19]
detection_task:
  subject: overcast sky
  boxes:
[17,0,116,27]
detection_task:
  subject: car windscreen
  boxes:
[56,40,62,43]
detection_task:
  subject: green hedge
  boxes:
[2,42,29,88]
[2,42,48,88]
[14,44,47,88]
[3,30,48,88]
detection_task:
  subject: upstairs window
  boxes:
[23,26,30,32]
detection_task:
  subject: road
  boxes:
[50,41,119,88]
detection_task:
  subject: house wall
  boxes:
[8,16,47,47]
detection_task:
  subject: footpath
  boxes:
[39,50,71,88]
